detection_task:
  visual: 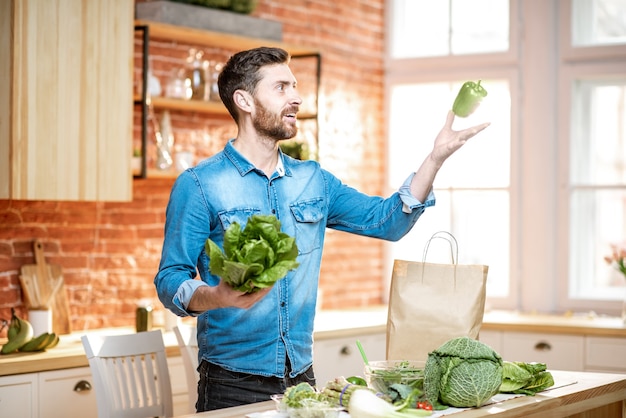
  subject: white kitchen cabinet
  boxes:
[0,356,188,418]
[585,336,626,373]
[478,329,503,354]
[313,332,386,385]
[38,367,97,418]
[0,373,37,418]
[168,355,194,416]
[501,331,584,370]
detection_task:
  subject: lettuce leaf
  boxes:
[206,214,299,292]
[499,361,554,395]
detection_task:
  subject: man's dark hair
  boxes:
[218,47,290,123]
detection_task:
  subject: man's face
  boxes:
[251,64,302,141]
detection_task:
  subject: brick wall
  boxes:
[0,0,386,336]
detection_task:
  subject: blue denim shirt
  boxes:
[154,139,435,378]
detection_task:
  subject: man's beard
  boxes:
[252,98,298,141]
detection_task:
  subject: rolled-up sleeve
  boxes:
[398,173,436,213]
[172,280,209,317]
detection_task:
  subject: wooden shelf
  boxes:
[134,20,320,58]
[133,95,317,119]
[133,21,321,179]
[134,95,229,115]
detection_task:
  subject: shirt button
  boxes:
[271,209,276,214]
[281,302,286,307]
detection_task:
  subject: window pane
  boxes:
[388,190,510,298]
[570,80,626,186]
[388,80,511,189]
[390,0,509,58]
[572,0,626,46]
[390,0,449,58]
[569,189,626,298]
[450,0,510,55]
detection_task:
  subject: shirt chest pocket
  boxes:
[217,208,262,232]
[290,198,325,255]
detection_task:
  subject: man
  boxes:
[154,47,489,411]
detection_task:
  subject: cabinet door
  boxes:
[1,0,134,201]
[38,367,97,418]
[0,373,37,418]
[313,332,386,385]
[585,336,626,372]
[168,355,194,416]
[501,332,584,371]
[478,330,503,354]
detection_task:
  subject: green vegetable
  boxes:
[205,214,299,293]
[348,389,433,418]
[424,336,503,408]
[319,376,379,407]
[499,361,555,395]
[346,376,368,386]
[367,361,425,395]
[452,80,488,117]
[283,382,319,408]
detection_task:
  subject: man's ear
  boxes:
[234,90,252,112]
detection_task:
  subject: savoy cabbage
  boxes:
[424,336,503,408]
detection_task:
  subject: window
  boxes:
[385,0,626,315]
[389,0,509,58]
[559,0,626,308]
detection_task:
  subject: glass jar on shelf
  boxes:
[174,130,197,173]
[185,48,207,101]
[208,60,225,102]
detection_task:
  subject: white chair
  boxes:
[81,330,173,418]
[173,324,199,413]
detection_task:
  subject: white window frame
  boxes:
[556,0,626,313]
[384,0,626,315]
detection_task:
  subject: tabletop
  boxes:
[172,370,626,418]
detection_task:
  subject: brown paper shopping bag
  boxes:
[386,231,488,361]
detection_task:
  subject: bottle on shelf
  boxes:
[185,48,207,101]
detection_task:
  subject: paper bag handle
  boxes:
[422,231,458,264]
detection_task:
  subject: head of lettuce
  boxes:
[424,336,503,408]
[205,214,300,293]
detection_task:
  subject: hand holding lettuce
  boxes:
[205,214,299,293]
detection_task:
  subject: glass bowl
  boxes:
[364,360,426,394]
[271,394,287,412]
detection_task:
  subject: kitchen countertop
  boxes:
[170,370,626,418]
[1,308,624,377]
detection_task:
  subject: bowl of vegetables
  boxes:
[364,360,426,394]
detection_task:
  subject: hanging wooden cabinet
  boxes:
[0,0,134,201]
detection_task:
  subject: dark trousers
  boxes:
[196,359,316,412]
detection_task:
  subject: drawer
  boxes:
[501,332,584,371]
[313,333,386,385]
[585,336,626,372]
[38,367,97,418]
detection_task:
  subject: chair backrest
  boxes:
[173,324,199,413]
[81,330,173,418]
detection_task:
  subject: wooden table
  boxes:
[172,370,626,418]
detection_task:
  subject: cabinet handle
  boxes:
[340,346,352,356]
[74,380,92,392]
[534,341,552,352]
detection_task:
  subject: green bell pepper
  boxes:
[452,80,488,117]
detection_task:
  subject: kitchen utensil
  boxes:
[19,274,41,308]
[19,240,72,334]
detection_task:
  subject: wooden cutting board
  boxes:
[20,240,72,335]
